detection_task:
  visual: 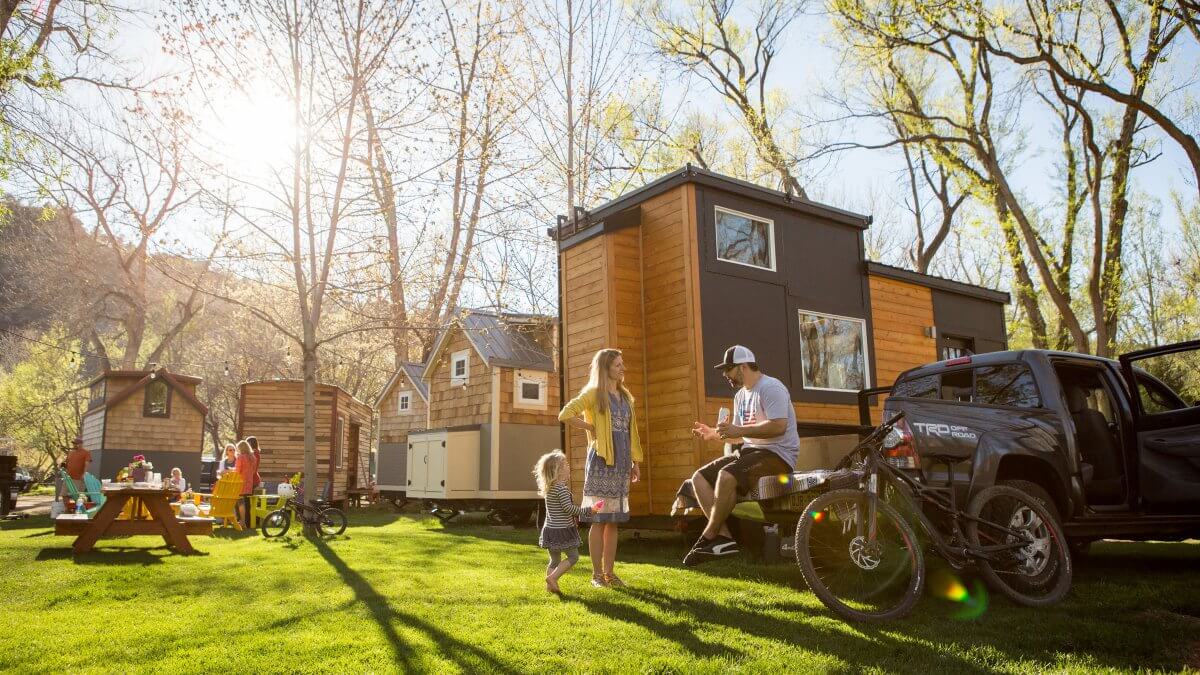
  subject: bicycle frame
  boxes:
[854,418,1033,569]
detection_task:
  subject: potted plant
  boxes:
[129,455,154,483]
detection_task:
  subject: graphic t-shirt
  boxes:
[733,374,800,468]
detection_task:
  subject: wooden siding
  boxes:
[103,384,204,454]
[607,223,650,513]
[377,375,428,446]
[560,235,610,496]
[238,381,372,502]
[499,368,560,426]
[80,408,105,452]
[427,329,491,429]
[867,274,938,422]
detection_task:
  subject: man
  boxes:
[64,437,92,493]
[684,345,799,566]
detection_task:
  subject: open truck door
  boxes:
[1118,339,1200,508]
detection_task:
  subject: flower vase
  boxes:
[131,467,147,483]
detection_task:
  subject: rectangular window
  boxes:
[398,391,411,413]
[715,207,775,271]
[798,310,869,392]
[334,415,345,469]
[89,381,106,409]
[940,335,976,361]
[143,380,171,417]
[892,374,939,399]
[451,349,470,386]
[975,364,1040,408]
[515,371,548,409]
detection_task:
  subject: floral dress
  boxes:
[581,393,632,523]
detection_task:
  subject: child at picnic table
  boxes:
[533,450,602,594]
[168,467,187,492]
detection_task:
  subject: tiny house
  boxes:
[374,361,429,497]
[237,380,374,503]
[79,368,208,482]
[552,165,1010,518]
[375,309,560,520]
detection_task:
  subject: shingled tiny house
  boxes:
[374,362,429,496]
[79,368,208,482]
[380,309,560,516]
[237,380,373,503]
[552,165,1010,517]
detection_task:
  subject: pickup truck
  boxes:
[873,339,1200,554]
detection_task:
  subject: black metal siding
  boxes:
[932,289,1008,354]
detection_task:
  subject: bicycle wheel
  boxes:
[966,485,1072,607]
[317,507,347,537]
[796,489,925,622]
[261,509,291,538]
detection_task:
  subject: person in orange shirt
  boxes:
[234,440,255,527]
[64,438,91,493]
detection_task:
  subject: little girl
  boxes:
[533,450,603,594]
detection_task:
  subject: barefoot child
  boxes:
[533,450,603,594]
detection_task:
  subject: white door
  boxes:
[427,437,447,496]
[408,439,428,496]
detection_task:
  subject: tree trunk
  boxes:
[302,335,318,505]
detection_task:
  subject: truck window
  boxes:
[940,369,973,402]
[892,374,938,398]
[975,364,1041,408]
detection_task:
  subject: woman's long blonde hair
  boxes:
[236,439,252,458]
[586,348,632,414]
[532,450,568,496]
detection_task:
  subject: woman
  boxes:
[558,348,643,588]
[246,436,262,492]
[234,440,255,527]
[215,443,237,478]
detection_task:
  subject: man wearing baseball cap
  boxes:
[684,345,798,565]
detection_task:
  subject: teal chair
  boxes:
[83,473,107,511]
[60,469,103,517]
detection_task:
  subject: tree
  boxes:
[167,0,415,501]
[637,0,810,198]
[0,328,86,474]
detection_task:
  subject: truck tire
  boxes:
[967,484,1072,607]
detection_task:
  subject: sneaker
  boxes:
[590,575,609,588]
[603,573,627,588]
[682,535,740,566]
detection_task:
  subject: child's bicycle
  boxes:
[260,497,347,538]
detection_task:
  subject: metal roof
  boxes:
[460,310,556,371]
[375,362,429,405]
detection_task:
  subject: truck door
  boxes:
[1118,340,1200,508]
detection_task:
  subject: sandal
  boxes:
[603,573,626,588]
[590,574,609,588]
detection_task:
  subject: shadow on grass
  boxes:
[561,593,743,660]
[34,544,203,565]
[310,535,519,673]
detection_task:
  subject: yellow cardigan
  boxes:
[558,387,644,466]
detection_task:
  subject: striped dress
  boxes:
[539,482,586,550]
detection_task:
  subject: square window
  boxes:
[514,371,548,409]
[450,349,470,386]
[798,311,869,392]
[716,207,775,271]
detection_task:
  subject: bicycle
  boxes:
[795,411,1072,622]
[260,497,348,538]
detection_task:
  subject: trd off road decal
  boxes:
[911,422,979,441]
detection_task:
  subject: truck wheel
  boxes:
[998,480,1060,523]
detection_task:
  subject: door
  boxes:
[1119,340,1200,507]
[427,438,447,496]
[408,439,428,496]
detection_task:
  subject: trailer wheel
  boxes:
[489,506,534,527]
[432,507,460,523]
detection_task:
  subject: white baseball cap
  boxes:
[714,345,756,369]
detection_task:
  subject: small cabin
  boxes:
[552,165,1010,517]
[374,362,429,494]
[237,380,374,503]
[376,309,560,501]
[79,368,208,482]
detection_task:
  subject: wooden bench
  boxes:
[55,515,214,537]
[55,488,214,554]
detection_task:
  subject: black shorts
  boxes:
[696,447,792,497]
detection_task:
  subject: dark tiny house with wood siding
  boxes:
[79,368,208,483]
[552,165,1010,518]
[237,380,374,504]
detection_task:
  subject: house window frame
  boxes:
[514,371,548,410]
[714,205,776,272]
[450,349,470,386]
[143,379,172,418]
[397,390,412,414]
[797,309,871,393]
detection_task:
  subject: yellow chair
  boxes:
[200,473,244,530]
[248,494,287,529]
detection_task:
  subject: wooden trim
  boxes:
[683,183,705,469]
[329,387,339,484]
[490,368,500,491]
[159,370,209,415]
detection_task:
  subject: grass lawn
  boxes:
[1,509,1198,673]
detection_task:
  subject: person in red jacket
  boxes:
[234,440,255,527]
[246,436,262,492]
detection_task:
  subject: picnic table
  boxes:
[54,486,213,554]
